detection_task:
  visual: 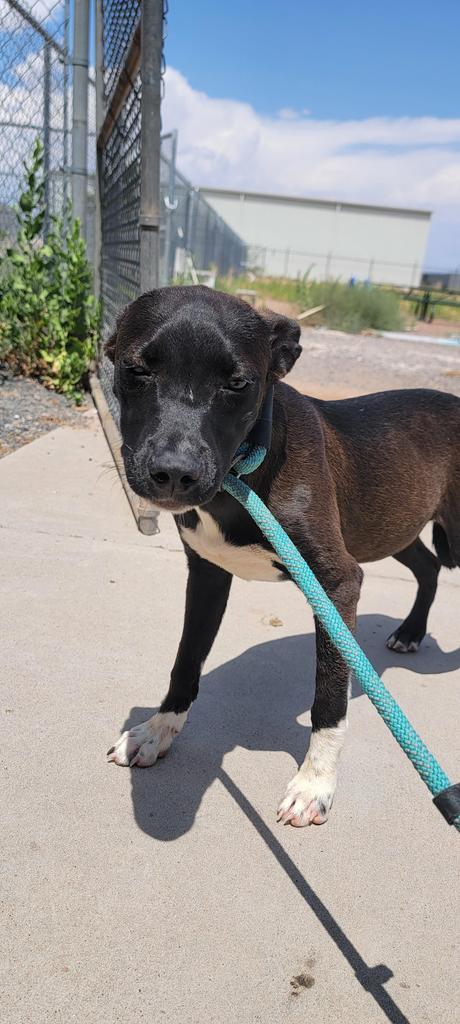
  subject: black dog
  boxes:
[106,286,460,826]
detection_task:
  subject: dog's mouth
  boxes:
[126,474,223,514]
[141,495,198,515]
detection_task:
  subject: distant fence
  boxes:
[160,132,246,286]
[244,244,424,288]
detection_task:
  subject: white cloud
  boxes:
[162,67,460,269]
[277,107,311,121]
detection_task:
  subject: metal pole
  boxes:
[183,188,191,253]
[63,0,70,229]
[94,0,104,299]
[163,128,178,285]
[72,0,90,238]
[43,42,51,236]
[140,0,163,292]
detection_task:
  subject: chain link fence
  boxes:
[100,121,246,339]
[0,0,96,257]
[0,1,246,325]
[0,0,70,243]
[159,131,247,287]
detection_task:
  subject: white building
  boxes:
[200,187,431,286]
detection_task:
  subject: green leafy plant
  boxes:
[0,139,99,402]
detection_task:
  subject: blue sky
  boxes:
[166,0,460,121]
[163,0,460,269]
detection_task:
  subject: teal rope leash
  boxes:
[223,444,460,831]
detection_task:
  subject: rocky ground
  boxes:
[0,371,89,457]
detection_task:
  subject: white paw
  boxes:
[277,769,337,827]
[107,711,187,767]
[386,633,420,653]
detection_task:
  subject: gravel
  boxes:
[290,327,460,399]
[0,371,90,458]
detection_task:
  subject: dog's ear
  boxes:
[104,307,128,364]
[265,312,302,380]
[104,328,117,364]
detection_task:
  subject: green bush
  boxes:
[305,280,404,333]
[0,139,99,402]
[216,274,404,333]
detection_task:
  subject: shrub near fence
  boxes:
[0,141,99,401]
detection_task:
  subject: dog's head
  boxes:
[105,286,301,512]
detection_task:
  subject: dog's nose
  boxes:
[148,456,200,495]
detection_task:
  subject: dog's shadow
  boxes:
[120,613,460,842]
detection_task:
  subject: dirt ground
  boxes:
[290,327,460,400]
[252,296,460,399]
[405,317,460,340]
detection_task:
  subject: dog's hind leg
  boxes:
[387,538,440,653]
[434,484,460,569]
[108,552,232,767]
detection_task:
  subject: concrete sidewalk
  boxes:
[1,411,459,1024]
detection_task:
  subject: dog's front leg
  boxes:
[278,555,362,826]
[108,552,232,767]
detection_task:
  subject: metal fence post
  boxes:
[63,0,70,227]
[163,128,178,285]
[72,0,90,239]
[283,247,290,277]
[93,0,104,300]
[140,0,163,292]
[43,42,51,235]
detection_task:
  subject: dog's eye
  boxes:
[226,378,249,391]
[122,361,151,378]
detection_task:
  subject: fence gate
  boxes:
[95,0,246,533]
[95,0,163,533]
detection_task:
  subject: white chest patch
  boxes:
[180,510,284,582]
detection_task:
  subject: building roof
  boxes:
[200,186,432,220]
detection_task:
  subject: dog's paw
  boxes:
[277,769,336,827]
[107,711,187,767]
[386,629,421,654]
